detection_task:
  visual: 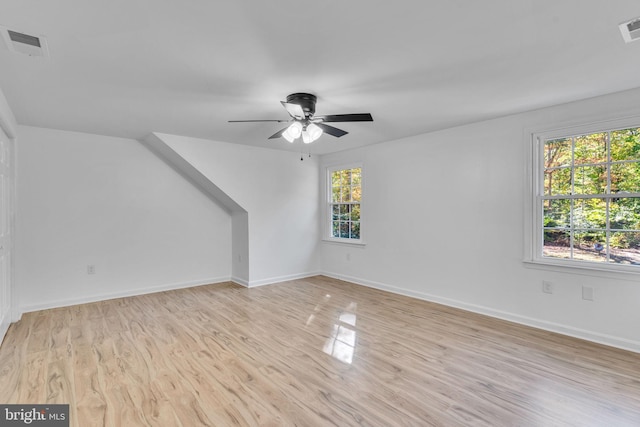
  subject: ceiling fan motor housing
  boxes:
[287,93,316,118]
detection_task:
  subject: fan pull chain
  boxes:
[300,151,311,161]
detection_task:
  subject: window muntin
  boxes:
[329,167,361,240]
[540,127,640,266]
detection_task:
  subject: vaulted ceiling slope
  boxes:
[1,1,640,154]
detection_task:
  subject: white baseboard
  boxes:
[322,271,640,354]
[16,271,319,314]
[19,276,232,314]
[16,269,638,354]
[231,276,249,287]
[247,271,321,288]
[11,308,21,323]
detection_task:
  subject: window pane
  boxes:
[329,167,362,241]
[350,222,360,239]
[332,205,339,221]
[573,165,606,195]
[340,222,349,238]
[332,187,340,203]
[332,172,341,187]
[543,199,570,228]
[609,231,640,265]
[573,198,606,229]
[351,185,361,202]
[338,204,349,221]
[341,170,351,186]
[351,170,362,186]
[610,162,640,193]
[610,198,640,230]
[341,186,352,202]
[610,128,640,161]
[574,133,607,165]
[573,230,607,263]
[544,138,572,168]
[543,230,570,259]
[538,127,640,269]
[544,167,571,196]
[351,204,361,222]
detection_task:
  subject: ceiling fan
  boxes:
[229,93,373,144]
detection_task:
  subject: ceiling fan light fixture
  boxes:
[306,123,323,141]
[302,130,312,144]
[284,121,303,141]
[282,131,295,143]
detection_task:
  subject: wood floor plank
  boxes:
[1,275,640,426]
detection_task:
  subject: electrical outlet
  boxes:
[582,286,594,301]
[542,280,553,294]
[87,265,96,275]
[346,253,351,261]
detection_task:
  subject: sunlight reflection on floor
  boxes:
[323,302,358,364]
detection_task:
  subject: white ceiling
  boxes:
[1,1,640,154]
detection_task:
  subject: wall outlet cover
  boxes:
[582,286,594,301]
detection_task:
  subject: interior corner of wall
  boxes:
[0,86,18,139]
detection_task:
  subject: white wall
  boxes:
[141,133,250,284]
[154,133,321,286]
[16,126,232,312]
[231,211,249,284]
[320,87,640,352]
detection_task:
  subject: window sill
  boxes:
[322,238,366,247]
[523,258,640,281]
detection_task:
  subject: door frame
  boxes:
[0,90,17,346]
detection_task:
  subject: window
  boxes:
[533,123,640,270]
[328,166,362,241]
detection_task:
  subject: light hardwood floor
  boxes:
[1,276,639,426]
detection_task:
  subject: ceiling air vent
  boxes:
[619,17,640,43]
[0,26,49,57]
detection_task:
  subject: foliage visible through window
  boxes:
[542,127,640,265]
[330,167,361,240]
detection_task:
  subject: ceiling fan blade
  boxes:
[268,127,288,139]
[317,113,373,122]
[228,119,289,123]
[316,123,348,138]
[281,101,306,120]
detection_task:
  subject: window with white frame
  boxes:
[533,123,640,270]
[328,166,361,241]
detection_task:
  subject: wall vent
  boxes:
[0,26,49,57]
[619,17,640,43]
